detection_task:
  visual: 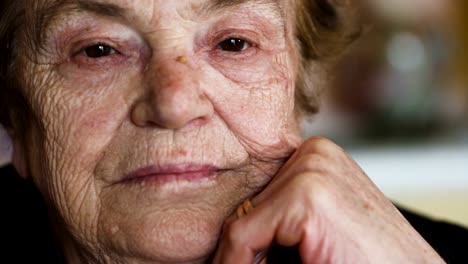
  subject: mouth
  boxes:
[120,164,223,185]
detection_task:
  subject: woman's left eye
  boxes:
[217,38,250,52]
[81,44,117,58]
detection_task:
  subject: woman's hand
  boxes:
[213,137,445,264]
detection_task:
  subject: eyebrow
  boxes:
[75,0,127,18]
[203,0,282,12]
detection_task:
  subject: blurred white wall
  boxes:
[303,115,468,228]
[350,142,468,227]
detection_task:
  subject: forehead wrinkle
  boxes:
[197,0,285,21]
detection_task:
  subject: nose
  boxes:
[131,56,214,130]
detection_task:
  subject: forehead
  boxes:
[28,0,293,55]
[29,0,291,47]
[35,0,288,22]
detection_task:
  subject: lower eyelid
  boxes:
[212,47,258,59]
[71,52,127,69]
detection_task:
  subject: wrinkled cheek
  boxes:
[209,78,300,161]
[25,118,102,243]
[234,113,301,161]
[49,107,121,171]
[73,109,126,160]
[26,86,127,229]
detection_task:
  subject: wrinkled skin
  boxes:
[15,0,301,263]
[12,0,443,263]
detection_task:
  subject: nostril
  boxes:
[130,97,212,130]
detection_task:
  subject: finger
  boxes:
[216,191,307,264]
[250,150,301,204]
[253,137,342,206]
[215,138,339,264]
[213,200,268,264]
[252,153,324,206]
[213,223,257,264]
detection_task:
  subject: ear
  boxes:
[9,131,29,179]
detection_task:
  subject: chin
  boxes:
[100,208,224,263]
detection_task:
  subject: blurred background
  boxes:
[1,0,467,226]
[303,0,468,227]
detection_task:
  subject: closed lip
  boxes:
[120,164,222,184]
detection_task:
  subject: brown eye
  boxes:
[83,44,115,58]
[217,38,250,52]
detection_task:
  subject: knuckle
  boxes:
[296,153,327,172]
[302,136,337,155]
[284,173,335,218]
[297,175,335,209]
[290,173,316,195]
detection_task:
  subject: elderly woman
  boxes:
[0,0,467,263]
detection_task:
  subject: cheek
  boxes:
[73,104,129,163]
[31,59,141,166]
[25,67,133,224]
[207,49,291,85]
[205,52,301,158]
[208,53,273,84]
[41,88,129,168]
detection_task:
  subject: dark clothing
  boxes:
[398,207,468,263]
[2,165,64,263]
[1,164,467,263]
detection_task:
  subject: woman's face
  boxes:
[18,0,302,262]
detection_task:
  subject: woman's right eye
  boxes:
[82,44,116,58]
